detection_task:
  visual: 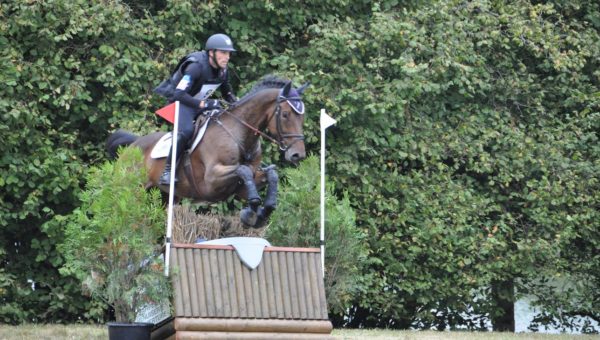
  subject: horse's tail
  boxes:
[106,129,139,159]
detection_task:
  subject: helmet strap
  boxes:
[209,50,221,70]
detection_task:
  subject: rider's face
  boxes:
[210,50,231,69]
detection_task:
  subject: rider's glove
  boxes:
[203,99,221,111]
[225,93,238,104]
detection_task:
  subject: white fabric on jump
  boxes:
[198,237,271,270]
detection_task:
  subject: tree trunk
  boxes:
[491,279,515,332]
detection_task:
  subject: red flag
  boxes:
[155,102,176,124]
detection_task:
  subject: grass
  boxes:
[332,329,599,339]
[0,324,106,340]
[0,324,597,340]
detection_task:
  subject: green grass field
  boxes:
[333,329,599,339]
[0,324,597,340]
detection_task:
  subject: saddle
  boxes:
[191,112,209,144]
[149,109,220,159]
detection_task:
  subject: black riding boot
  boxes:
[159,133,186,186]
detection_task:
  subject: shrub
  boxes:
[266,155,367,316]
[59,147,170,323]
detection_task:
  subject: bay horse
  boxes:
[106,75,308,228]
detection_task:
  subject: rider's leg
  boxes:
[159,105,195,186]
[158,132,186,185]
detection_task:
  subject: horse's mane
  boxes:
[234,75,289,106]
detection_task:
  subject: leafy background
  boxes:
[0,0,598,332]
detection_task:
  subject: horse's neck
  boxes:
[219,93,274,153]
[234,93,276,130]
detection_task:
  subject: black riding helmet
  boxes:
[205,33,236,52]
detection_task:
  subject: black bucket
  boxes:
[107,322,153,340]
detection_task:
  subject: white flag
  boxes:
[320,109,336,129]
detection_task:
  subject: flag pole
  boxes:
[320,108,336,278]
[164,101,179,276]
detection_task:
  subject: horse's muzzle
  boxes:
[285,146,306,165]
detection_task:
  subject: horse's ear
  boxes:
[296,81,310,95]
[282,81,292,96]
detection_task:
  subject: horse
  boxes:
[106,75,308,228]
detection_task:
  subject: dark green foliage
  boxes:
[0,0,598,330]
[0,0,156,323]
[291,0,599,331]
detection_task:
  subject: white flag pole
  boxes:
[164,101,180,276]
[319,108,336,278]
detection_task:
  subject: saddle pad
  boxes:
[150,118,210,159]
[150,132,172,159]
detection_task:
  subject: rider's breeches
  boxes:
[173,104,200,144]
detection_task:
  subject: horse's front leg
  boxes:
[236,165,263,227]
[253,165,278,228]
[262,165,278,211]
[235,165,261,209]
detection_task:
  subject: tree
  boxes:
[0,0,598,330]
[0,0,159,322]
[288,0,599,331]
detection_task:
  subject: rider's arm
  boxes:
[219,69,236,102]
[171,63,204,110]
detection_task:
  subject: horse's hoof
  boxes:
[253,215,268,229]
[248,197,262,208]
[251,207,267,229]
[240,207,257,228]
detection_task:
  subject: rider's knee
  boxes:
[179,128,194,141]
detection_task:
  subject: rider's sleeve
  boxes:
[171,63,203,109]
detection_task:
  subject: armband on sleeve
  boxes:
[176,75,192,91]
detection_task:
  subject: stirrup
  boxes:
[159,171,178,185]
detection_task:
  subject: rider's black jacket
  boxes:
[154,51,235,109]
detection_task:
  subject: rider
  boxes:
[154,33,238,186]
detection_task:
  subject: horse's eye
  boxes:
[282,111,290,119]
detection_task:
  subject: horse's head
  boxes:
[267,81,309,164]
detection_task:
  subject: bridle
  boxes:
[269,94,305,151]
[217,92,305,153]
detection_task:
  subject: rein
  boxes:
[217,95,305,152]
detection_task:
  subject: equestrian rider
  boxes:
[153,33,238,186]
